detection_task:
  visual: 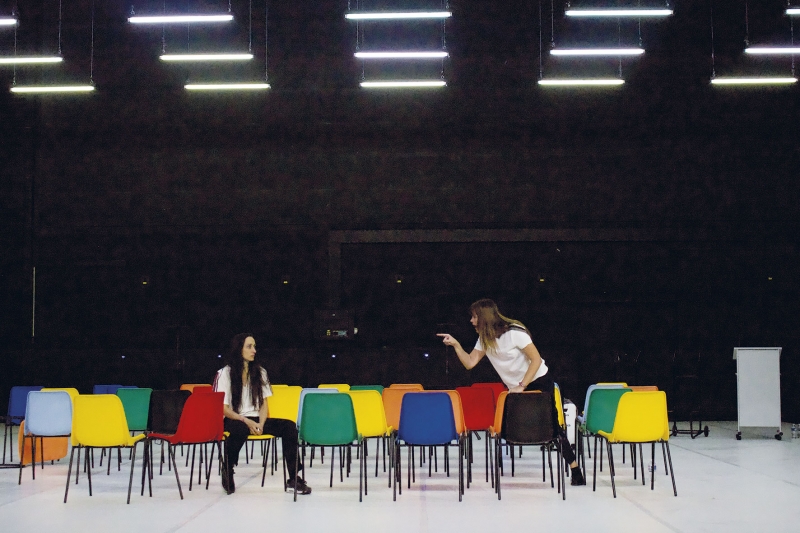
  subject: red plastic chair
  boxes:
[456,386,496,484]
[146,392,225,498]
[471,382,507,407]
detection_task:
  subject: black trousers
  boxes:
[224,417,301,479]
[524,373,577,465]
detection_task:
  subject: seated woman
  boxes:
[215,332,311,495]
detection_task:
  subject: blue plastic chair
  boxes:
[394,392,463,501]
[18,391,73,484]
[3,386,44,464]
[93,384,136,395]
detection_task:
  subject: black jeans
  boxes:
[224,417,301,479]
[524,373,577,465]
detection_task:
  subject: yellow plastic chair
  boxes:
[266,386,302,423]
[596,391,676,498]
[64,394,147,504]
[41,387,80,403]
[319,384,351,392]
[348,390,392,491]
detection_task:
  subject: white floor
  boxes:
[2,422,800,533]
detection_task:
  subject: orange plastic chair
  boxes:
[628,385,659,392]
[388,383,424,391]
[381,388,412,434]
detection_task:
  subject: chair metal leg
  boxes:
[639,443,646,484]
[665,441,677,496]
[607,440,616,498]
[126,443,138,504]
[64,446,77,503]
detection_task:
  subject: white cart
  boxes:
[733,347,783,440]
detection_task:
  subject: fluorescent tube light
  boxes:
[185,83,270,90]
[711,77,797,85]
[354,51,449,59]
[360,80,446,88]
[0,56,63,64]
[787,8,800,15]
[128,14,233,24]
[538,78,624,86]
[745,47,800,55]
[161,53,253,61]
[11,85,95,93]
[565,9,673,17]
[551,48,644,56]
[0,17,17,26]
[345,12,452,20]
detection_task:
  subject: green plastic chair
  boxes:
[117,388,153,433]
[583,387,631,486]
[350,385,385,394]
[295,393,364,502]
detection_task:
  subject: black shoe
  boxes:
[286,477,312,495]
[570,468,586,486]
[222,467,235,494]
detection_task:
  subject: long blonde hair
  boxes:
[470,299,530,354]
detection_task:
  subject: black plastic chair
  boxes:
[147,390,191,475]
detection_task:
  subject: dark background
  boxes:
[1,0,798,421]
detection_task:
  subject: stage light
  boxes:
[360,80,446,88]
[565,9,673,18]
[354,51,449,59]
[345,11,452,20]
[161,53,253,61]
[745,47,800,55]
[710,77,797,85]
[185,83,270,90]
[0,56,63,64]
[538,78,624,86]
[11,85,95,93]
[128,14,233,24]
[551,48,644,56]
[0,17,17,26]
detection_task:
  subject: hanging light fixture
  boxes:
[0,56,63,64]
[550,48,644,56]
[161,53,253,61]
[354,51,448,59]
[787,8,800,15]
[345,12,451,20]
[745,47,800,55]
[538,78,624,86]
[711,77,796,85]
[129,14,233,24]
[11,85,94,93]
[564,9,673,18]
[185,82,269,90]
[0,16,17,26]
[360,80,446,88]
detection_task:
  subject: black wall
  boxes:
[1,0,798,420]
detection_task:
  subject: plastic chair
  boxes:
[582,387,632,483]
[351,385,385,394]
[17,391,72,484]
[117,388,153,433]
[41,387,80,402]
[319,383,351,392]
[381,387,411,436]
[64,395,147,504]
[495,391,565,501]
[575,384,627,463]
[388,383,424,390]
[92,384,135,395]
[297,388,338,467]
[147,390,191,475]
[394,392,463,502]
[456,386,495,483]
[471,382,507,407]
[348,390,392,489]
[596,391,677,498]
[295,392,364,501]
[179,384,211,393]
[3,386,43,464]
[267,386,302,423]
[146,392,225,497]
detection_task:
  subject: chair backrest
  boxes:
[444,390,467,435]
[628,385,659,392]
[585,387,632,435]
[148,389,191,434]
[581,383,626,418]
[7,386,44,423]
[72,395,133,447]
[606,391,669,443]
[298,393,358,446]
[41,388,80,403]
[350,384,385,394]
[92,384,124,395]
[471,382,507,407]
[297,388,338,427]
[170,392,225,443]
[191,385,215,394]
[455,386,495,431]
[347,390,389,438]
[501,391,555,444]
[553,383,566,428]
[381,387,411,432]
[179,383,212,393]
[596,382,628,386]
[267,385,302,422]
[116,388,153,432]
[398,392,458,445]
[319,383,351,392]
[389,383,424,391]
[24,391,72,437]
[491,391,509,436]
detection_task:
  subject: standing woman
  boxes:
[437,299,585,485]
[214,333,311,495]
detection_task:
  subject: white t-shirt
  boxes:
[215,366,273,417]
[474,328,549,389]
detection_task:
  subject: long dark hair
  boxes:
[225,333,266,413]
[469,299,530,353]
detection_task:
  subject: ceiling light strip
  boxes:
[745,47,800,55]
[355,51,449,59]
[538,79,624,86]
[11,85,95,93]
[185,83,271,90]
[787,8,800,15]
[161,53,254,61]
[128,14,233,24]
[551,48,644,56]
[360,80,447,88]
[711,77,797,85]
[0,17,17,26]
[346,12,452,20]
[565,9,673,18]
[0,56,63,64]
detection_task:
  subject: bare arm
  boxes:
[223,404,261,435]
[437,333,486,370]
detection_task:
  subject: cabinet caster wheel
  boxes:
[775,432,783,441]
[736,432,742,440]
[703,426,709,437]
